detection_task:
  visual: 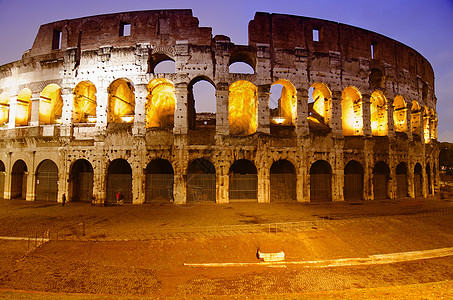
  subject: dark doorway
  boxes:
[344,160,363,201]
[11,160,27,199]
[106,159,132,204]
[0,160,5,199]
[145,159,174,203]
[36,160,58,202]
[270,160,296,202]
[187,158,216,202]
[396,163,408,198]
[373,161,390,199]
[310,160,332,202]
[71,159,93,202]
[229,159,258,202]
[414,163,423,197]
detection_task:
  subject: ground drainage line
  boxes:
[184,247,453,268]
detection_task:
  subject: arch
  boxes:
[73,81,97,123]
[0,92,9,125]
[149,52,175,74]
[373,161,389,199]
[310,160,332,202]
[344,160,364,201]
[414,163,423,197]
[308,82,331,124]
[423,107,431,143]
[35,159,58,202]
[270,79,297,126]
[145,159,174,203]
[270,159,296,202]
[228,51,256,74]
[40,84,63,124]
[187,158,216,202]
[187,77,216,129]
[370,91,388,136]
[0,160,5,199]
[229,80,258,135]
[341,86,363,136]
[396,162,408,198]
[369,68,385,89]
[11,160,28,199]
[393,95,407,133]
[411,101,422,136]
[16,88,32,126]
[70,159,93,202]
[106,159,132,204]
[107,78,135,123]
[229,159,257,202]
[146,78,175,129]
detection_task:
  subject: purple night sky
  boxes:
[1,0,452,141]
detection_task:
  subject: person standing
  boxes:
[62,193,66,206]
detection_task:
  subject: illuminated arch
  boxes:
[370,91,388,136]
[270,79,297,125]
[40,84,63,124]
[0,92,9,125]
[146,78,176,129]
[341,86,362,136]
[107,78,135,123]
[229,80,257,135]
[16,88,32,126]
[73,81,97,123]
[423,106,431,143]
[411,101,421,136]
[309,82,331,125]
[393,95,407,133]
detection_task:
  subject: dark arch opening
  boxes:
[310,160,332,202]
[396,162,408,198]
[187,158,216,202]
[149,53,175,74]
[344,160,364,201]
[0,160,4,199]
[373,161,390,199]
[369,68,385,90]
[187,77,216,130]
[106,159,132,204]
[414,163,423,197]
[229,159,257,202]
[11,160,28,200]
[36,159,58,202]
[145,159,174,203]
[270,160,296,202]
[70,159,93,202]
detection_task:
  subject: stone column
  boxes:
[331,145,344,201]
[95,86,108,135]
[215,83,229,136]
[131,137,146,204]
[173,82,188,135]
[26,151,37,201]
[7,96,15,129]
[387,102,395,139]
[133,84,147,136]
[3,153,12,199]
[60,89,73,137]
[362,94,372,137]
[256,85,270,134]
[405,108,413,140]
[57,150,69,203]
[296,88,309,137]
[92,146,106,204]
[407,162,415,198]
[388,152,397,199]
[363,140,373,200]
[257,160,270,203]
[330,91,343,138]
[173,135,188,204]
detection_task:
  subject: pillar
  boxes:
[215,83,229,136]
[30,94,40,127]
[362,94,372,137]
[173,82,188,135]
[296,88,309,137]
[363,140,373,200]
[131,137,146,204]
[7,96,15,129]
[387,102,395,139]
[257,85,270,134]
[60,89,73,137]
[133,83,147,136]
[257,162,270,203]
[95,84,108,134]
[92,149,106,204]
[330,91,343,138]
[405,108,413,140]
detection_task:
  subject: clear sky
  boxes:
[1,0,452,141]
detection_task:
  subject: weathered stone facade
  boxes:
[0,10,439,204]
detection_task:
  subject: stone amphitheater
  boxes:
[0,10,439,205]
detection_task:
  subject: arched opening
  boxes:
[342,86,363,136]
[426,163,432,195]
[40,84,63,124]
[396,162,408,198]
[270,160,296,202]
[229,159,257,202]
[369,68,385,90]
[393,95,407,133]
[70,159,93,202]
[308,83,331,133]
[11,160,27,199]
[423,107,431,143]
[188,77,216,130]
[145,159,174,203]
[0,160,5,199]
[73,81,97,123]
[146,78,175,129]
[228,51,256,74]
[16,88,31,126]
[106,159,132,204]
[373,161,389,199]
[411,101,421,138]
[229,80,257,135]
[36,159,58,202]
[344,160,364,201]
[229,62,255,74]
[107,78,135,123]
[414,163,423,197]
[149,53,175,74]
[187,158,216,202]
[269,80,297,126]
[310,160,332,202]
[370,91,388,136]
[0,92,9,126]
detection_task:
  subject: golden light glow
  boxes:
[411,101,421,135]
[423,106,431,143]
[229,80,257,135]
[0,92,9,125]
[146,78,175,128]
[40,84,63,124]
[121,115,134,123]
[108,79,135,123]
[73,81,96,123]
[16,88,32,126]
[342,86,363,136]
[370,91,388,136]
[393,95,407,132]
[273,117,286,124]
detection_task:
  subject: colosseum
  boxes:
[0,10,439,204]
